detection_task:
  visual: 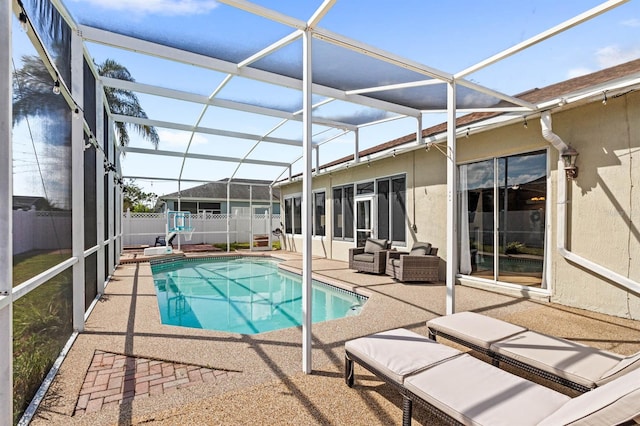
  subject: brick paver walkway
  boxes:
[75,350,238,415]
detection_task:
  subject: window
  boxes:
[333,185,353,240]
[313,191,325,236]
[283,192,325,236]
[284,198,293,234]
[458,150,547,288]
[376,175,406,244]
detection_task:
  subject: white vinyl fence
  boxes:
[13,208,72,255]
[122,211,281,247]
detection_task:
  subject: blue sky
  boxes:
[12,0,640,200]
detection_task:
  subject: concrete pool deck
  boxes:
[31,251,640,425]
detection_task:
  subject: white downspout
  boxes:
[540,111,640,295]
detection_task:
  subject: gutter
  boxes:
[540,111,640,295]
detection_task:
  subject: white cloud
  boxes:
[566,67,593,79]
[595,45,640,68]
[158,129,208,148]
[72,0,219,16]
[621,18,640,27]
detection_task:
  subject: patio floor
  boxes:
[31,251,640,425]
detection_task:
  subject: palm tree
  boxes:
[12,55,159,148]
[96,59,159,148]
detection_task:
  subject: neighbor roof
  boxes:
[159,179,280,202]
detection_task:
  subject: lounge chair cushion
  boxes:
[364,238,388,254]
[427,311,527,350]
[598,351,640,385]
[405,354,570,426]
[409,242,431,256]
[490,331,623,389]
[345,328,461,385]
[538,366,640,426]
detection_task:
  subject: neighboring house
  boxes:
[157,178,280,215]
[12,196,50,211]
[277,59,640,320]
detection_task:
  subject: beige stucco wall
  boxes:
[549,91,640,319]
[278,90,640,319]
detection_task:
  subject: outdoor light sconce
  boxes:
[561,146,579,179]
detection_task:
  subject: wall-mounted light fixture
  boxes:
[561,146,579,179]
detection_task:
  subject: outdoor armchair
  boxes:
[348,238,389,274]
[385,242,439,282]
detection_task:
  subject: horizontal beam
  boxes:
[101,77,357,131]
[455,0,630,79]
[79,25,420,118]
[346,78,443,95]
[111,114,305,147]
[122,146,290,167]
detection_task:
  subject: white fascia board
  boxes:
[79,25,420,118]
[456,79,536,110]
[422,107,533,114]
[312,28,453,82]
[536,75,640,111]
[455,0,630,79]
[122,147,290,167]
[111,114,304,147]
[101,77,357,131]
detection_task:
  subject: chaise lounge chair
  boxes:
[345,327,640,426]
[385,242,439,282]
[348,238,390,274]
[427,311,640,393]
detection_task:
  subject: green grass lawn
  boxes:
[12,250,73,424]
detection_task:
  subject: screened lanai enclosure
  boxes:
[2,0,639,423]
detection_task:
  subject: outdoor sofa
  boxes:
[385,242,439,282]
[345,327,640,426]
[427,311,640,393]
[348,238,390,274]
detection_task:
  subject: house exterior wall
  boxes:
[164,199,281,214]
[279,90,640,319]
[549,92,640,319]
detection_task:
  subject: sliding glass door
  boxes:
[459,150,547,288]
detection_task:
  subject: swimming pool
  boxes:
[150,257,367,334]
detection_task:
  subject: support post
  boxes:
[302,29,313,374]
[71,30,85,331]
[354,129,359,163]
[445,81,457,315]
[107,118,115,276]
[96,82,105,294]
[0,0,13,419]
[226,182,230,253]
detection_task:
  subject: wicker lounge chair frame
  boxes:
[385,249,439,282]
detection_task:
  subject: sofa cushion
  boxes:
[409,242,431,256]
[538,366,640,425]
[352,253,374,263]
[364,238,388,254]
[345,328,462,386]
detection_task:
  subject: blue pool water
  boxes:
[150,257,367,334]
